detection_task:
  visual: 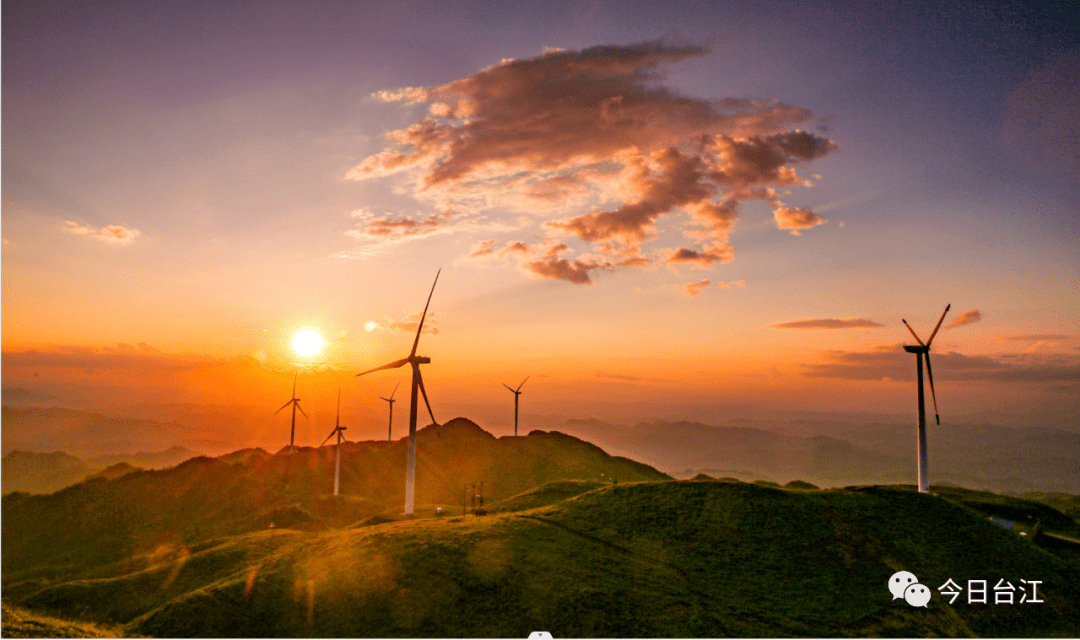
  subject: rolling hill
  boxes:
[5,480,1080,637]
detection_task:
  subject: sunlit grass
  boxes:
[8,481,1080,637]
[1,600,132,638]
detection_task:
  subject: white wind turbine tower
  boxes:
[320,388,348,496]
[274,372,308,453]
[357,270,441,515]
[901,304,950,494]
[380,383,399,441]
[503,377,529,436]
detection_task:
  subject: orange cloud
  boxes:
[370,312,439,336]
[998,334,1069,342]
[348,40,836,284]
[346,210,451,239]
[63,221,140,245]
[771,318,885,329]
[773,207,827,235]
[468,239,498,258]
[522,257,597,285]
[947,309,982,328]
[665,243,734,268]
[681,279,711,297]
[801,347,1080,384]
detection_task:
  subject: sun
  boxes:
[291,327,325,357]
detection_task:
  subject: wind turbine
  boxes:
[320,388,348,496]
[503,377,529,436]
[901,304,950,494]
[380,383,399,441]
[274,372,308,454]
[357,269,441,516]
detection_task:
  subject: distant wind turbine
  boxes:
[357,269,441,516]
[503,376,529,436]
[380,383,399,441]
[274,372,308,454]
[320,388,348,496]
[901,304,950,494]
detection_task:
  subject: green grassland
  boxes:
[5,480,1080,637]
[4,418,1080,637]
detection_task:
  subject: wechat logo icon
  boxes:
[889,571,930,607]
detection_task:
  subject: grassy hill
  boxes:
[4,418,1080,637]
[5,480,1080,637]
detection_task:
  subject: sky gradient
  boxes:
[3,0,1078,453]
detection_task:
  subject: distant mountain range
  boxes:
[554,418,1080,494]
[1,405,200,457]
[2,446,200,495]
[4,404,1079,496]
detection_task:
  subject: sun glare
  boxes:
[292,328,325,357]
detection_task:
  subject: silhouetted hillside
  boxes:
[87,445,199,471]
[85,462,141,482]
[2,418,668,581]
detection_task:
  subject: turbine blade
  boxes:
[379,397,391,402]
[296,403,308,419]
[336,388,341,428]
[926,303,952,346]
[390,382,399,400]
[274,400,292,414]
[410,268,441,358]
[503,383,516,393]
[292,372,297,398]
[356,357,410,377]
[925,353,941,425]
[517,376,530,392]
[417,371,438,429]
[321,429,337,447]
[901,319,925,346]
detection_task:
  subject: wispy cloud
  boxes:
[947,308,982,328]
[348,40,836,284]
[63,221,140,245]
[998,334,1069,342]
[800,345,1080,384]
[596,371,663,383]
[366,311,439,336]
[681,279,711,297]
[771,318,884,329]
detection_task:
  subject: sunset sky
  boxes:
[3,0,1078,452]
